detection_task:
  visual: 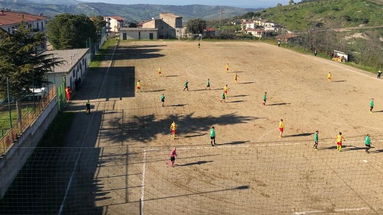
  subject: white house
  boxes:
[45,49,91,91]
[120,28,158,40]
[104,16,124,33]
[241,19,280,33]
[246,28,265,38]
[0,10,47,34]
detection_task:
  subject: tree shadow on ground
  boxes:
[102,112,257,143]
[177,160,213,167]
[73,66,135,101]
[112,46,165,60]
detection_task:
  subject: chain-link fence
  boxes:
[0,87,57,155]
[1,143,382,215]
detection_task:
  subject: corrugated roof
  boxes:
[0,11,47,26]
[45,49,89,74]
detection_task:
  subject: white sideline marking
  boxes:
[293,207,370,215]
[140,150,147,215]
[57,42,119,215]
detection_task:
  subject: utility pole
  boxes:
[6,77,12,128]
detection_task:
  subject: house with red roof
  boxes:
[0,10,47,34]
[104,16,125,33]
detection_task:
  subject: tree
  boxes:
[47,14,97,50]
[0,25,61,128]
[186,19,207,34]
[289,0,295,5]
[91,16,106,39]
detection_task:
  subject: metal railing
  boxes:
[0,88,57,156]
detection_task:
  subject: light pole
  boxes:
[6,77,12,128]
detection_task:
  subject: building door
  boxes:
[138,32,141,40]
[123,33,127,40]
[149,33,154,40]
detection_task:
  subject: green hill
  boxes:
[0,1,252,21]
[248,0,383,31]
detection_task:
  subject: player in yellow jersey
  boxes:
[225,63,230,72]
[278,119,285,138]
[336,132,345,152]
[170,121,177,139]
[234,73,239,83]
[223,84,229,98]
[136,80,141,93]
[327,72,332,82]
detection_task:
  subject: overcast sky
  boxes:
[78,0,301,8]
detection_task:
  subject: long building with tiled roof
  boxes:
[0,10,48,34]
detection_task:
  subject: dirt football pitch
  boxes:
[79,40,383,215]
[3,40,383,215]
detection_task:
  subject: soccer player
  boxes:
[158,67,162,76]
[169,147,177,167]
[160,94,165,107]
[278,119,285,138]
[221,92,226,103]
[210,126,216,146]
[262,92,267,105]
[225,63,230,72]
[369,98,375,113]
[364,134,371,153]
[327,72,332,82]
[170,121,177,139]
[183,80,189,91]
[85,100,91,114]
[336,132,345,152]
[313,130,319,149]
[206,78,211,90]
[223,84,229,98]
[136,80,141,93]
[377,70,382,79]
[198,42,201,48]
[234,73,239,83]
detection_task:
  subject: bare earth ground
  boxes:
[2,40,383,215]
[86,40,383,215]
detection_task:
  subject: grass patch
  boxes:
[0,106,34,137]
[38,112,75,147]
[90,38,118,68]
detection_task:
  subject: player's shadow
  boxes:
[342,146,371,152]
[165,75,178,78]
[177,160,213,167]
[239,81,255,85]
[227,100,246,103]
[232,71,245,73]
[144,89,165,93]
[168,104,187,107]
[268,102,291,106]
[333,80,346,83]
[231,95,248,98]
[284,132,313,138]
[371,149,383,153]
[373,110,383,113]
[219,140,250,146]
[184,133,206,138]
